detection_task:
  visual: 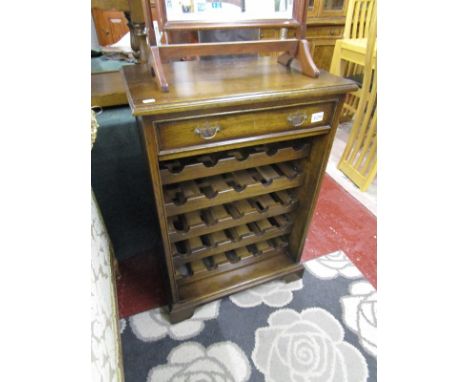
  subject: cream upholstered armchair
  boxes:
[91,110,124,381]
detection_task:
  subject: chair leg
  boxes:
[330,40,343,76]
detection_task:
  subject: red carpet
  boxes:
[303,175,377,287]
[116,174,377,318]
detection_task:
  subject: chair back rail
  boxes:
[344,0,376,39]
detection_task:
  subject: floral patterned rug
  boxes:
[120,251,377,381]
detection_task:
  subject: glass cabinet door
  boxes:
[323,0,344,10]
[320,0,348,17]
[307,0,320,18]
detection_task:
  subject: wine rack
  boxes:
[159,140,309,297]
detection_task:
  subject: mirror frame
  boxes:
[140,0,318,92]
[153,0,307,31]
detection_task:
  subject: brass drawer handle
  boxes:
[194,125,221,140]
[287,112,307,127]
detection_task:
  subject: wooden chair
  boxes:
[330,0,376,121]
[343,0,376,39]
[337,8,376,191]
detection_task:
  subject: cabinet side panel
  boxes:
[138,116,179,303]
[288,95,346,261]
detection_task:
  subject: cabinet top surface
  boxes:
[122,57,357,116]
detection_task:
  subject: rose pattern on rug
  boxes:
[252,308,368,382]
[121,253,377,381]
[304,250,363,279]
[148,341,251,382]
[341,280,377,357]
[129,300,220,341]
[229,278,303,308]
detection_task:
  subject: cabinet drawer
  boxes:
[306,26,344,38]
[156,102,335,152]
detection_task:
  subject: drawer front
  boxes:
[306,26,344,38]
[157,102,335,152]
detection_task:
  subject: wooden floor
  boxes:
[91,71,128,108]
[327,121,377,216]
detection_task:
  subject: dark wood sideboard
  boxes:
[122,56,357,323]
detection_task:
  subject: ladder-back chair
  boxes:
[330,0,376,121]
[337,6,377,191]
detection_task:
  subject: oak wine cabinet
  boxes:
[122,56,357,323]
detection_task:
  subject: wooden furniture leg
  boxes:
[283,268,305,283]
[149,47,169,92]
[330,39,344,76]
[278,39,320,78]
[168,304,196,323]
[295,39,320,78]
[124,12,141,61]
